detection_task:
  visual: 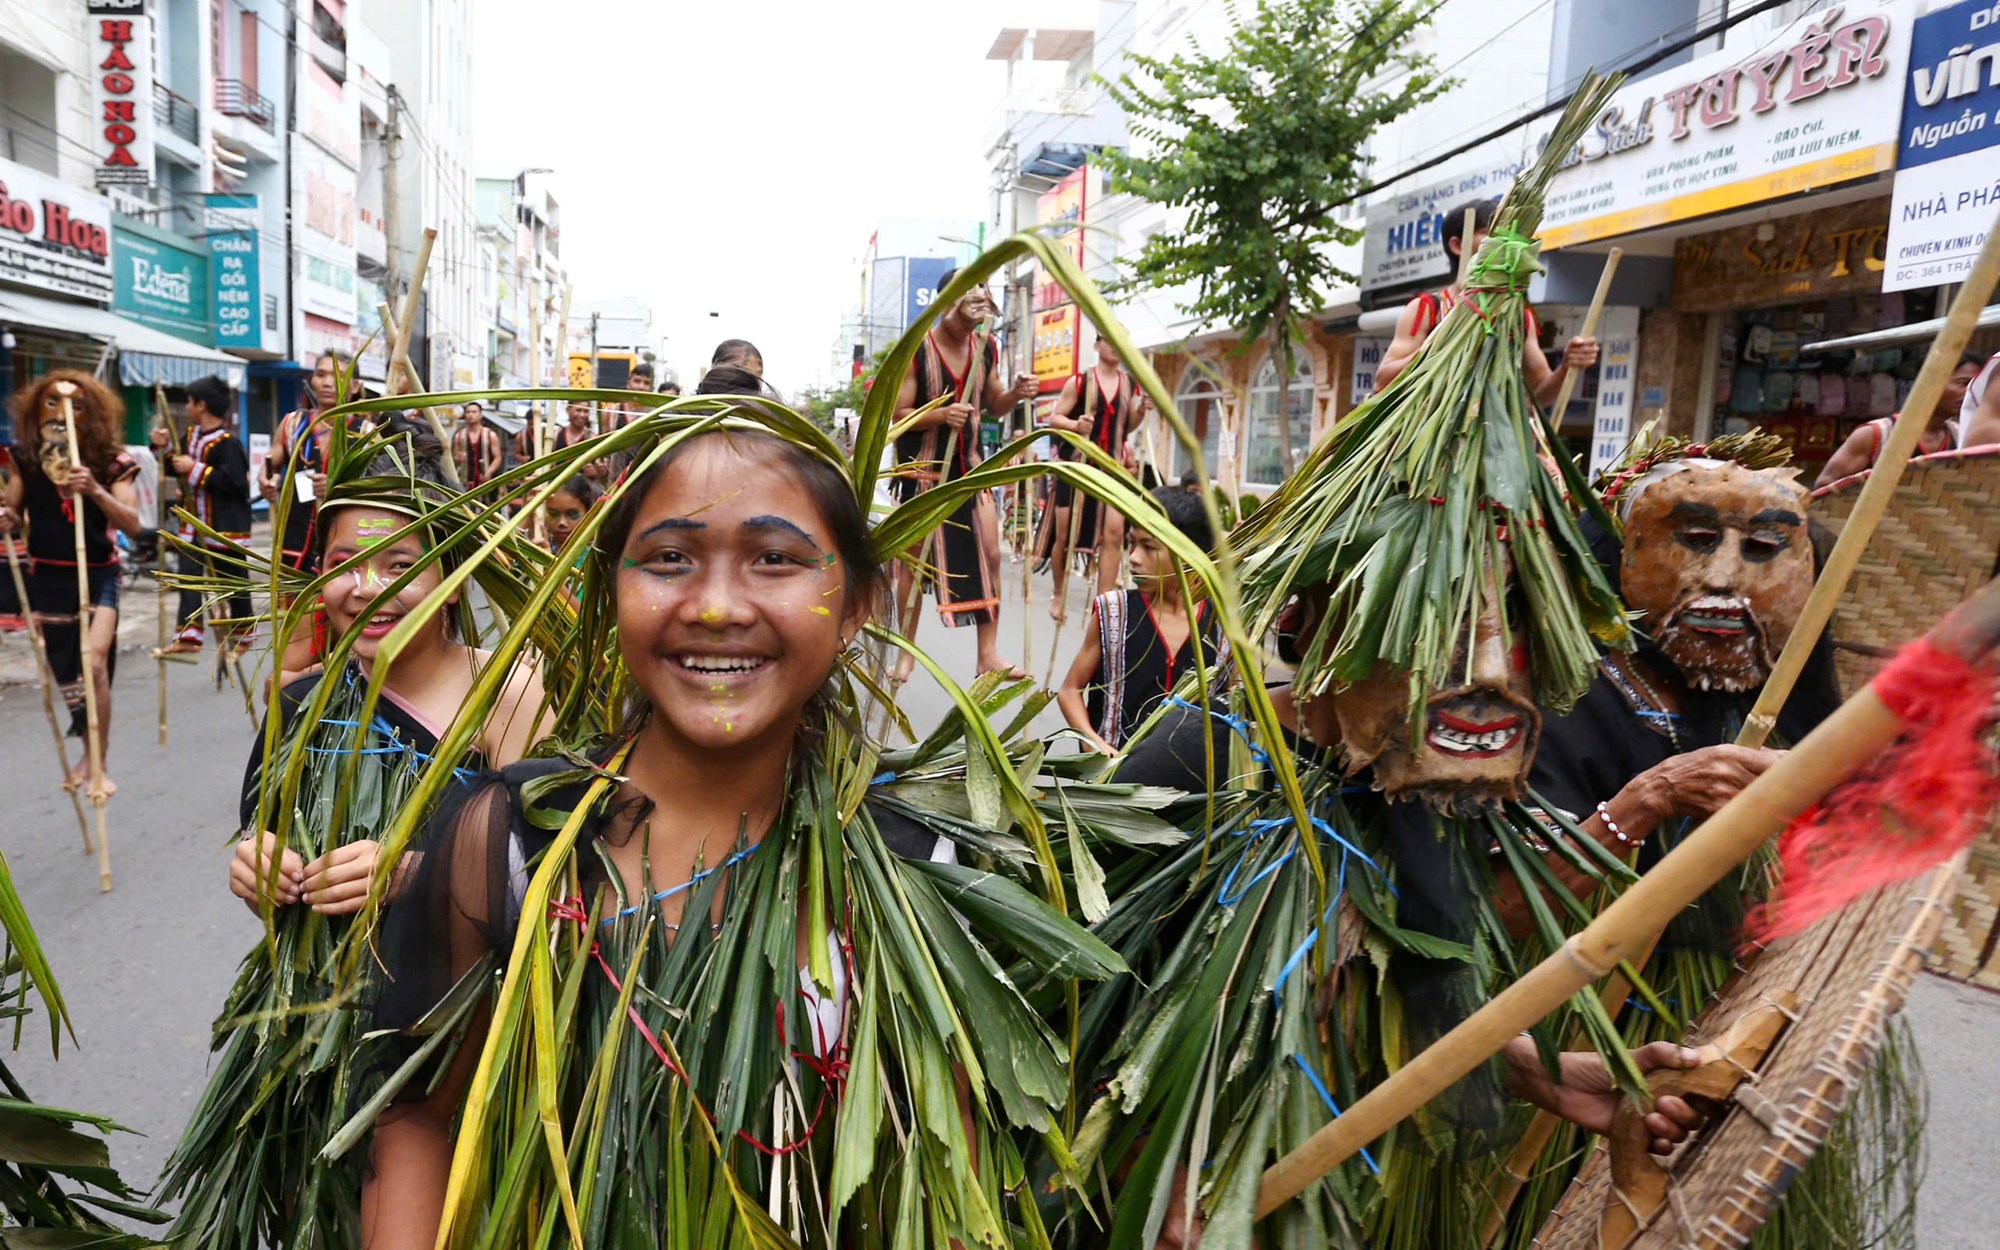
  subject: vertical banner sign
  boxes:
[205,194,262,351]
[1350,338,1389,406]
[1588,306,1642,477]
[88,0,154,188]
[1883,0,2000,292]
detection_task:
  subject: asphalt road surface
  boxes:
[0,568,1994,1246]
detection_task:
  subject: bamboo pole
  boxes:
[1254,575,2000,1218]
[53,383,113,891]
[1455,206,1478,290]
[1044,367,1098,686]
[3,533,92,853]
[528,280,547,545]
[1543,247,1621,422]
[152,381,176,748]
[381,228,462,489]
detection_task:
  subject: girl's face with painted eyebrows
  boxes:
[615,439,860,757]
[321,505,452,667]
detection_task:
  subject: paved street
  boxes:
[0,562,1995,1245]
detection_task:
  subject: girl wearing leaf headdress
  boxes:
[157,415,551,1249]
[360,409,1124,1248]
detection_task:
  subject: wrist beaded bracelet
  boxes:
[1596,800,1633,845]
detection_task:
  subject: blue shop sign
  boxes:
[112,220,210,344]
[905,257,956,330]
[205,194,262,352]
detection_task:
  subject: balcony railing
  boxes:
[214,79,274,133]
[154,82,198,143]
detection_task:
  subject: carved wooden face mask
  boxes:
[1328,557,1541,813]
[1620,461,1811,692]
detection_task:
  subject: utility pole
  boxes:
[589,311,601,431]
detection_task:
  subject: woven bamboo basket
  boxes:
[1531,858,1959,1250]
[1814,448,2000,986]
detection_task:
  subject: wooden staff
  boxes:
[1254,574,2000,1218]
[1477,226,1999,1244]
[1543,246,1622,422]
[1456,205,1478,289]
[52,382,113,891]
[549,283,574,467]
[152,381,176,747]
[381,229,463,489]
[1043,367,1098,686]
[3,528,92,853]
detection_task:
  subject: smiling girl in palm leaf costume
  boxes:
[157,416,552,1249]
[349,397,1134,1250]
[1042,74,1732,1250]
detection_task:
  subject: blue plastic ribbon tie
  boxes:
[1290,1053,1380,1175]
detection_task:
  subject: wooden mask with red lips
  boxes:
[1618,460,1812,691]
[1322,552,1543,815]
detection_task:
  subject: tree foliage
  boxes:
[1097,0,1450,474]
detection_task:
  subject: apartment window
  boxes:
[1168,368,1226,485]
[1244,353,1313,488]
[0,46,59,173]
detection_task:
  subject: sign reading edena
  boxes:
[87,0,154,188]
[113,222,210,344]
[1541,2,1912,249]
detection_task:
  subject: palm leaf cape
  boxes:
[0,849,165,1242]
[1034,74,1718,1250]
[165,229,1279,1250]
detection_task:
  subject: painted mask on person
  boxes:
[36,418,72,478]
[1328,556,1540,813]
[1619,461,1811,691]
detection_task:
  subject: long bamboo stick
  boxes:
[528,281,547,545]
[1254,574,2000,1218]
[1543,247,1622,423]
[381,230,462,489]
[3,531,92,853]
[53,383,113,891]
[152,381,175,749]
[1044,367,1098,686]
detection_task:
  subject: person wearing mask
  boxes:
[1,371,145,794]
[1815,353,1982,487]
[1374,198,1600,406]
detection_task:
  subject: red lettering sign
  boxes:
[0,184,36,237]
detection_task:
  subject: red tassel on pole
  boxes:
[1749,638,1998,943]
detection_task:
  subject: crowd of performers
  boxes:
[4,205,1998,1249]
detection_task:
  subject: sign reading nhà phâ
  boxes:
[1540,2,1915,250]
[1882,0,2000,292]
[0,155,114,300]
[87,0,154,188]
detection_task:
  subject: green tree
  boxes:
[1098,0,1449,478]
[796,372,869,436]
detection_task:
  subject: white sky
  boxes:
[472,0,1093,394]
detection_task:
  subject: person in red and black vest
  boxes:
[888,274,1038,683]
[263,350,352,572]
[162,375,254,656]
[1036,334,1148,620]
[451,401,504,491]
[1,370,145,795]
[1814,353,1980,488]
[1375,197,1599,406]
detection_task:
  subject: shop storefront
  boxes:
[1525,0,1976,476]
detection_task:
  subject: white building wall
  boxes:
[1,0,100,184]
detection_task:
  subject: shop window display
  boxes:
[1714,291,1937,477]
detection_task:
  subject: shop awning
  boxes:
[1802,304,2000,355]
[0,288,247,390]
